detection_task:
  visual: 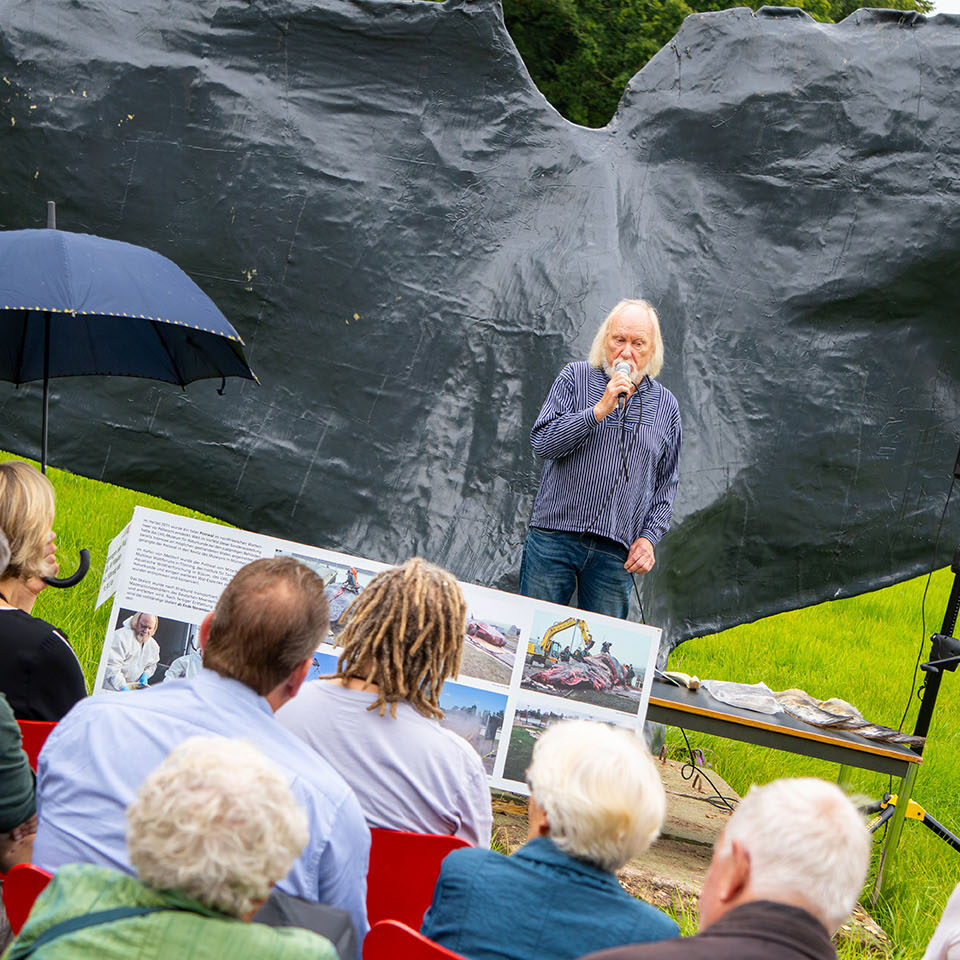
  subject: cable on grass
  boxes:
[576,399,647,624]
[677,727,738,812]
[632,575,646,625]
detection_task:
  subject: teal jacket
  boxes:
[420,836,678,960]
[3,864,338,960]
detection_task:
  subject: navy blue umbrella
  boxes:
[0,212,256,472]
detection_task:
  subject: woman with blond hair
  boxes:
[420,719,678,960]
[277,556,492,845]
[0,460,86,720]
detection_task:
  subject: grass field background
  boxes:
[503,724,537,783]
[665,570,960,956]
[5,448,958,957]
[0,451,227,679]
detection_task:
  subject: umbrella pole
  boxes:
[40,201,56,474]
[41,310,51,474]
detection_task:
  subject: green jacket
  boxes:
[0,692,34,832]
[3,864,338,960]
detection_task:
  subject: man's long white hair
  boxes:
[587,299,664,379]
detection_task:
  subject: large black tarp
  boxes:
[1,0,959,653]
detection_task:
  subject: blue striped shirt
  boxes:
[529,362,681,550]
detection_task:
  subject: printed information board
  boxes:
[95,507,661,793]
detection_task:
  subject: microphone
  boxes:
[615,360,631,410]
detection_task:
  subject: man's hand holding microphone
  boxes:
[593,359,635,421]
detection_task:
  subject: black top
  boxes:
[0,607,87,721]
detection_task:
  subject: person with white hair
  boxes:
[103,612,160,690]
[581,777,871,960]
[923,882,960,960]
[520,299,681,620]
[420,719,678,960]
[34,557,370,952]
[5,737,338,960]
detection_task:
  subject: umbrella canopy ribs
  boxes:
[0,223,256,472]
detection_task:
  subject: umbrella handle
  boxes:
[43,548,90,588]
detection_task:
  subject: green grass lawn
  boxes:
[5,448,957,956]
[666,569,960,957]
[503,724,537,783]
[0,451,227,680]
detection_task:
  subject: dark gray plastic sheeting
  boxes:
[0,0,959,655]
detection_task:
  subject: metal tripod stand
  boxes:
[866,545,960,900]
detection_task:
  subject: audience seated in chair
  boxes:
[0,469,86,721]
[580,777,870,960]
[0,688,38,952]
[33,557,371,951]
[5,737,339,960]
[0,692,36,875]
[278,557,492,846]
[419,719,678,960]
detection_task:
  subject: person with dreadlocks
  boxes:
[277,557,492,846]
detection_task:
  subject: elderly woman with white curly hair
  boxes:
[420,718,679,960]
[5,737,339,960]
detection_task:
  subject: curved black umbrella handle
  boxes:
[43,548,90,588]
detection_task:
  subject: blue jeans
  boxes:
[519,527,633,620]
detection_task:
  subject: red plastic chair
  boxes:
[363,920,467,960]
[16,719,56,771]
[365,828,470,929]
[2,863,53,935]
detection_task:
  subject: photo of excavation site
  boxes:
[275,550,381,644]
[458,611,520,686]
[519,608,653,715]
[305,649,340,681]
[438,682,508,775]
[502,697,633,785]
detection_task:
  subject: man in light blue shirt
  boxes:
[34,557,371,951]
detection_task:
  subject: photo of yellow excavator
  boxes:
[526,617,593,666]
[521,608,651,714]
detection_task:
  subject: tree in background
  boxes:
[501,0,933,127]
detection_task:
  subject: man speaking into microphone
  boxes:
[519,299,682,620]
